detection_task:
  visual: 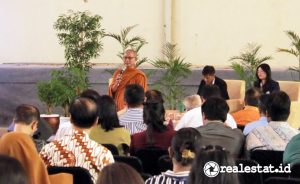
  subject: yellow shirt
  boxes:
[89,126,131,155]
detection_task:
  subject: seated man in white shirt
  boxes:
[175,94,202,130]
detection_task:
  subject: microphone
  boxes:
[120,65,127,74]
[116,66,127,87]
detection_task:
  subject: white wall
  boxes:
[1,0,300,68]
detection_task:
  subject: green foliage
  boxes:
[151,43,192,110]
[54,10,105,71]
[277,30,300,80]
[105,24,148,67]
[229,43,272,89]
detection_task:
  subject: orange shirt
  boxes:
[108,68,148,111]
[231,106,260,126]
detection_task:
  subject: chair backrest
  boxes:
[225,79,245,100]
[278,81,300,101]
[236,159,263,184]
[113,155,143,173]
[265,177,300,184]
[135,147,169,175]
[102,143,119,155]
[291,163,300,178]
[47,166,93,184]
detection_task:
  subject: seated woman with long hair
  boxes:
[254,63,280,94]
[188,145,240,184]
[89,95,130,155]
[130,90,176,155]
[145,128,201,184]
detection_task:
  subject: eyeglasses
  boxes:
[123,56,136,60]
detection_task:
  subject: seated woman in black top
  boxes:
[254,63,280,94]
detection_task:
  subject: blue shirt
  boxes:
[243,117,268,135]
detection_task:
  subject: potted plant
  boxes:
[229,43,272,89]
[37,10,104,130]
[277,30,300,80]
[151,42,192,110]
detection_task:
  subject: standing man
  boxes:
[197,65,229,100]
[109,49,148,111]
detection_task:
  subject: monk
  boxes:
[109,49,148,111]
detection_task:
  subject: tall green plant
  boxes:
[106,25,148,67]
[229,43,272,89]
[54,10,105,71]
[277,30,300,80]
[151,43,192,110]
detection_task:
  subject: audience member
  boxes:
[119,84,147,135]
[0,155,28,184]
[243,94,269,135]
[40,97,114,183]
[246,91,298,151]
[188,145,240,184]
[232,88,261,126]
[0,132,72,184]
[89,95,130,155]
[12,104,46,151]
[201,85,237,129]
[130,90,175,155]
[97,162,144,184]
[145,128,201,184]
[197,97,244,157]
[108,49,148,111]
[55,89,101,140]
[254,63,280,94]
[197,65,229,100]
[175,95,202,131]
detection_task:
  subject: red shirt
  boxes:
[130,123,176,154]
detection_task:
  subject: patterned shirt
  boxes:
[40,129,114,183]
[246,121,299,151]
[145,170,190,184]
[119,108,147,135]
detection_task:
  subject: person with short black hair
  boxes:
[119,84,147,135]
[254,63,280,94]
[188,145,240,184]
[197,97,244,157]
[145,128,201,184]
[243,94,269,135]
[89,95,130,155]
[232,88,261,126]
[40,97,114,183]
[0,155,28,184]
[197,65,229,100]
[246,91,298,151]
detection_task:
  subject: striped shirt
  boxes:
[119,108,146,135]
[145,170,190,184]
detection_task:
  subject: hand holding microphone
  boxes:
[112,66,126,92]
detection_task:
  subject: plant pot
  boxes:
[40,114,60,134]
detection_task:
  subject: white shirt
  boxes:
[175,106,203,130]
[226,113,237,129]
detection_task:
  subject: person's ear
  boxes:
[168,147,173,158]
[31,121,38,133]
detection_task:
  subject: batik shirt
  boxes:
[40,129,114,183]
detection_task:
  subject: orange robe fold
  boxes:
[108,68,148,111]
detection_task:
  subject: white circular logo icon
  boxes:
[204,161,220,177]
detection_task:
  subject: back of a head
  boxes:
[258,94,269,115]
[202,65,215,76]
[267,91,291,121]
[0,155,28,184]
[97,162,144,184]
[201,85,221,100]
[14,104,40,125]
[69,97,98,128]
[189,145,239,184]
[171,128,201,167]
[184,95,202,111]
[245,88,261,107]
[124,84,145,107]
[80,89,101,103]
[202,97,229,122]
[145,90,164,104]
[97,95,120,131]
